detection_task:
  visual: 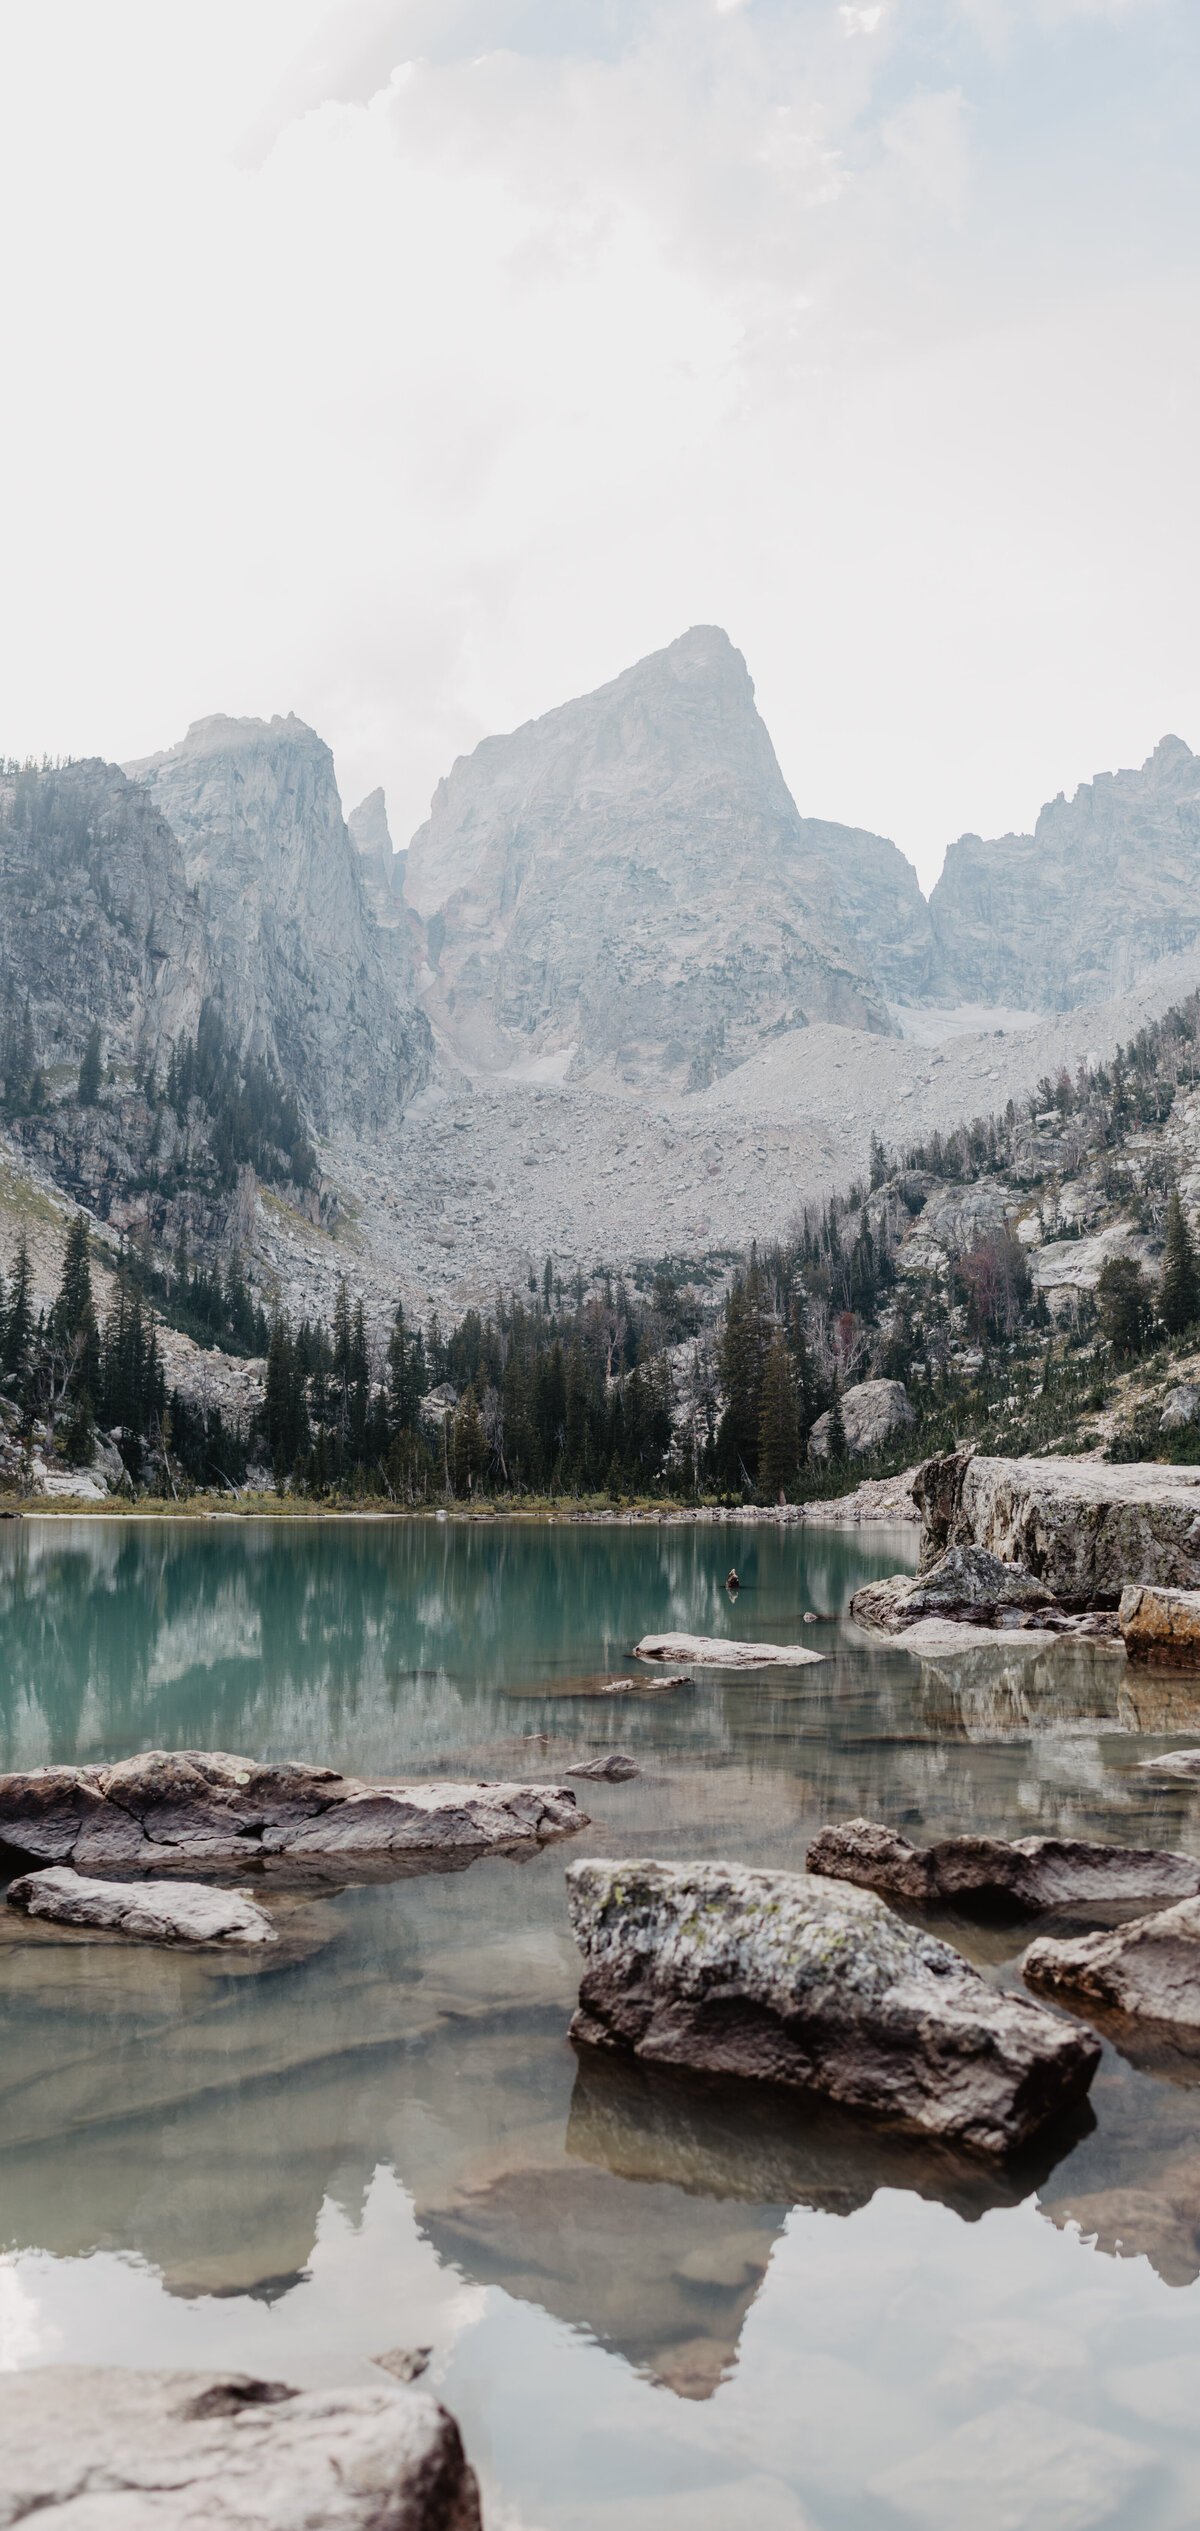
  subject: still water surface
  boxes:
[3,1517,1200,2527]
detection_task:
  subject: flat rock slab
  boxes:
[565,1856,1099,2155]
[915,1448,1200,1603]
[807,1817,1200,1912]
[1138,1748,1200,1780]
[1024,1896,1200,2033]
[0,1750,587,1874]
[1120,1583,1200,1667]
[0,2365,480,2528]
[633,1633,826,1668]
[6,1867,277,1946]
[564,1753,640,1780]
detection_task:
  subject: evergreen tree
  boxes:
[757,1332,800,1500]
[78,1023,102,1105]
[1097,1255,1154,1359]
[453,1385,486,1495]
[3,1231,32,1381]
[826,1379,849,1463]
[1160,1189,1200,1336]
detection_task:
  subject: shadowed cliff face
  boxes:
[0,760,210,1080]
[405,626,896,1086]
[126,715,431,1136]
[929,735,1200,1013]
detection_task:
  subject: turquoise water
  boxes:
[3,1516,1200,2527]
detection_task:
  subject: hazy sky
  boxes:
[1,1,1197,886]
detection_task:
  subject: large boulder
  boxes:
[564,1857,1099,2156]
[851,1543,1055,1635]
[6,1867,277,1946]
[1024,1897,1200,2034]
[0,1751,586,1876]
[912,1448,1200,1603]
[807,1817,1200,1912]
[0,2366,480,2528]
[633,1633,824,1668]
[809,1378,914,1462]
[1120,1583,1200,1667]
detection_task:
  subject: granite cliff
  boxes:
[404,626,894,1086]
[127,716,430,1134]
[929,735,1200,1012]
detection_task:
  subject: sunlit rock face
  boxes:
[127,715,430,1134]
[0,759,210,1077]
[404,625,895,1086]
[929,734,1200,1011]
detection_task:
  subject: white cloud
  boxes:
[0,0,1196,884]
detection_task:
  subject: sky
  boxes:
[0,0,1197,888]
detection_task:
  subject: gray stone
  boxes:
[5,1866,277,1946]
[0,1751,586,1874]
[913,1446,1200,1603]
[1161,1384,1200,1433]
[0,2365,480,2529]
[1024,1895,1200,2034]
[633,1633,825,1668]
[807,1816,1200,1912]
[1137,1747,1200,1780]
[565,1856,1099,2155]
[851,1543,1055,1635]
[809,1378,914,1462]
[564,1752,640,1780]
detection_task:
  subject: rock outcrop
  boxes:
[913,1448,1200,1603]
[0,1751,586,1874]
[564,1752,640,1780]
[1120,1583,1200,1666]
[807,1817,1200,1912]
[127,714,430,1133]
[929,733,1200,1011]
[632,1633,825,1668]
[809,1377,914,1462]
[801,819,948,1007]
[0,760,209,1085]
[6,1866,277,1945]
[1024,1897,1200,2033]
[405,626,893,1086]
[851,1543,1056,1634]
[0,2366,480,2529]
[565,1857,1100,2154]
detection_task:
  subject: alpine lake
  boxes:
[3,1513,1200,2530]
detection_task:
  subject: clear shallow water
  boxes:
[3,1518,1200,2526]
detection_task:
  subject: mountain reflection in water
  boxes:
[4,1518,1200,2526]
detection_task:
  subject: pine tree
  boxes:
[757,1332,800,1501]
[453,1385,486,1495]
[826,1379,849,1463]
[3,1232,32,1380]
[1160,1190,1200,1336]
[78,1023,102,1105]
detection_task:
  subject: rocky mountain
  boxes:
[127,716,430,1134]
[0,759,209,1086]
[404,626,894,1086]
[928,735,1200,1012]
[799,817,946,1007]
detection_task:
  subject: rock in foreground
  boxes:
[0,1751,586,1874]
[564,1857,1099,2155]
[6,1866,277,1945]
[633,1634,825,1668]
[807,1817,1200,1912]
[0,2365,480,2529]
[1120,1584,1200,1666]
[1024,1897,1200,2033]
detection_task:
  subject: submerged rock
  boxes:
[564,1857,1099,2156]
[851,1543,1056,1636]
[0,1751,587,1875]
[913,1447,1200,1603]
[6,1867,276,1946]
[1138,1748,1200,1780]
[0,2365,480,2529]
[1120,1583,1200,1667]
[807,1817,1200,1912]
[565,1752,640,1780]
[1024,1897,1200,2033]
[633,1634,825,1668]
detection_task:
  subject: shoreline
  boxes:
[2,1470,922,1528]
